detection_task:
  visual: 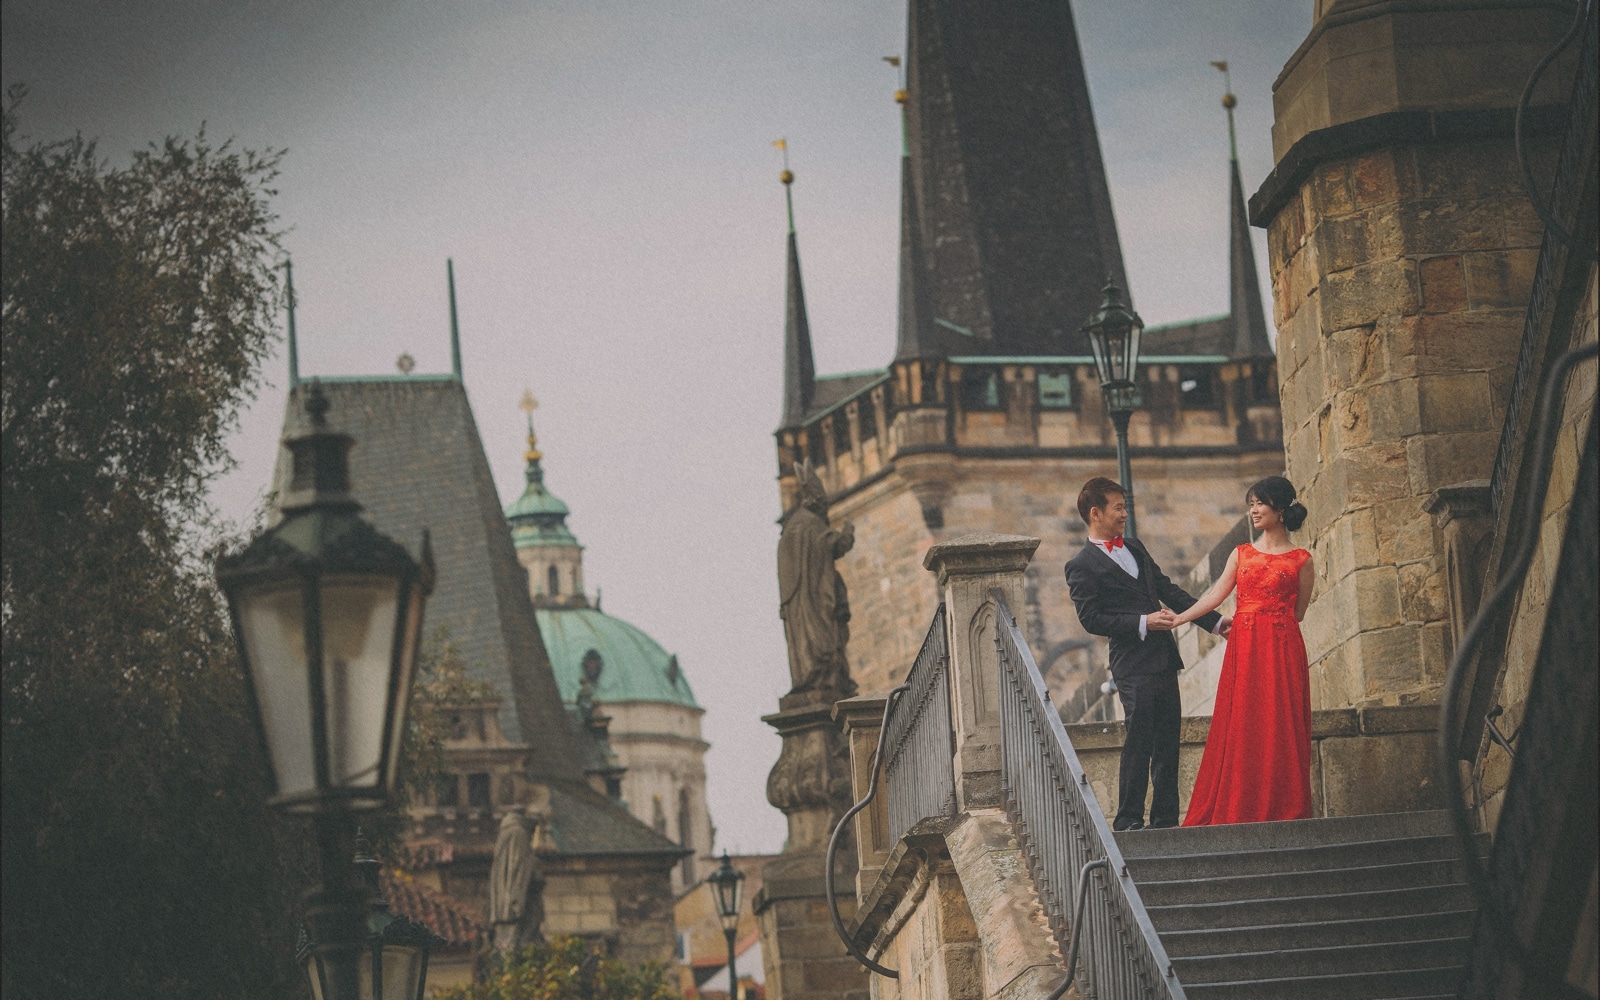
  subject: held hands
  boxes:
[1146,609,1179,632]
[1218,616,1233,638]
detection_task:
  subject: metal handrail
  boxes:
[994,590,1185,999]
[882,604,956,844]
[1439,340,1597,1000]
[825,604,955,978]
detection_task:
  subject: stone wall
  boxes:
[831,452,1282,702]
[542,859,678,966]
[1254,0,1575,710]
[1066,706,1447,825]
[1473,264,1598,834]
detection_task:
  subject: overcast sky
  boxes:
[3,0,1310,854]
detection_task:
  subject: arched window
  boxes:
[547,564,560,596]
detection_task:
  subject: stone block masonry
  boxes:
[1252,0,1577,710]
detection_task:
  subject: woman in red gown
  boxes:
[1173,476,1316,825]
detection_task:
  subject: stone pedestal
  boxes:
[756,699,870,1000]
[922,532,1041,812]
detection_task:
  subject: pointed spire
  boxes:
[779,167,816,429]
[285,259,300,387]
[895,94,939,361]
[447,258,463,380]
[1218,80,1274,359]
[519,388,544,485]
[903,0,1127,354]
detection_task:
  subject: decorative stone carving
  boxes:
[777,461,858,708]
[1423,481,1495,659]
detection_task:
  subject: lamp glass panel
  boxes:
[1088,332,1110,386]
[239,582,316,799]
[320,576,400,788]
[304,955,328,1000]
[1104,327,1129,383]
[383,585,425,794]
[382,944,426,1000]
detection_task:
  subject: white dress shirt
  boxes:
[1088,536,1224,640]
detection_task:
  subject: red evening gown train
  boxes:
[1183,544,1314,825]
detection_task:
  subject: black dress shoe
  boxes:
[1147,821,1179,830]
[1112,820,1145,832]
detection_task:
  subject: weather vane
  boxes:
[883,54,905,103]
[519,388,541,461]
[1211,60,1239,160]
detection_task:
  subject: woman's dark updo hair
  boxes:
[1247,476,1308,532]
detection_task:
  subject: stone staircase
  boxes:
[1116,810,1483,999]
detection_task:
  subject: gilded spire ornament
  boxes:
[519,388,542,462]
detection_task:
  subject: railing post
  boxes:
[923,532,1041,811]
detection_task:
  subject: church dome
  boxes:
[536,607,699,710]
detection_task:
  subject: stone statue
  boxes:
[778,462,858,705]
[488,808,543,949]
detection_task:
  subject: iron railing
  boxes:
[994,591,1185,1000]
[882,603,956,844]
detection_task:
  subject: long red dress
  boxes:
[1182,544,1314,826]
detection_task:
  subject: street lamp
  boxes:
[708,852,746,1000]
[1082,277,1146,539]
[217,380,434,1000]
[299,832,445,1000]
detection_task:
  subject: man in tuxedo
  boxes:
[1064,477,1229,830]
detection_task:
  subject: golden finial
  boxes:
[1212,61,1239,160]
[884,55,906,104]
[519,388,542,461]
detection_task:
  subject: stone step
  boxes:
[1116,810,1454,859]
[1137,857,1470,906]
[1147,883,1473,931]
[1180,965,1464,999]
[1171,935,1470,984]
[1156,908,1476,956]
[1124,833,1486,882]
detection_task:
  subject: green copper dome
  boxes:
[536,607,699,709]
[506,434,579,549]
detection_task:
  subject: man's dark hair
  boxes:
[1077,476,1126,525]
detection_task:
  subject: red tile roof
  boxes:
[381,870,483,950]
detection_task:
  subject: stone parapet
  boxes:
[1064,706,1446,825]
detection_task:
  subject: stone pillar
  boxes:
[757,700,870,1000]
[1253,0,1577,708]
[922,532,1041,812]
[834,695,892,900]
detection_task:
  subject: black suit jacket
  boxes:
[1063,538,1221,680]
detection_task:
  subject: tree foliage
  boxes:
[436,937,679,1000]
[1,90,312,998]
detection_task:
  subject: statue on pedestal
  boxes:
[777,462,858,707]
[488,807,544,950]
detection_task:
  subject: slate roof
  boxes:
[901,0,1128,357]
[272,377,694,860]
[545,780,687,857]
[273,378,578,765]
[1140,315,1233,358]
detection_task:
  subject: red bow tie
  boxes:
[1101,536,1125,551]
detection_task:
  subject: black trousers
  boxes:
[1114,671,1181,829]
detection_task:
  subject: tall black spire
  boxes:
[903,0,1128,356]
[779,167,816,428]
[895,97,941,361]
[1221,85,1274,359]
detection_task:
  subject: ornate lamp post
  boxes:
[217,380,434,1000]
[708,852,747,1000]
[1082,278,1146,539]
[299,833,445,1000]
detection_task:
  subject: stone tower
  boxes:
[773,0,1285,704]
[1248,0,1581,709]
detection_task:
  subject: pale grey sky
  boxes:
[3,0,1310,854]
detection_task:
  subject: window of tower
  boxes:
[1178,365,1218,409]
[961,366,1002,410]
[1037,368,1074,409]
[547,564,560,597]
[467,772,491,808]
[832,413,851,455]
